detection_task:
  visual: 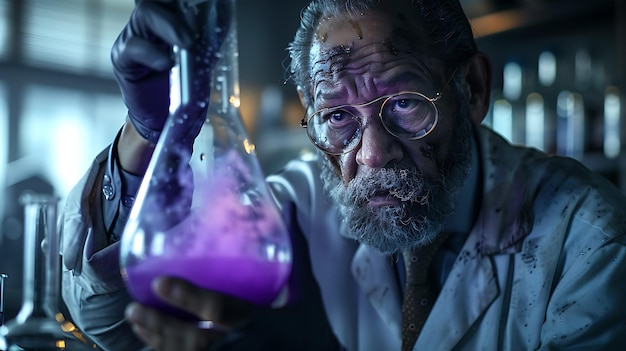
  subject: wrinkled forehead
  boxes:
[312,7,428,51]
[308,9,438,101]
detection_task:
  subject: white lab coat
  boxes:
[267,126,626,351]
[61,125,626,350]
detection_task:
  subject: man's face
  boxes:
[308,10,473,255]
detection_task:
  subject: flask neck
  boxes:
[175,0,240,114]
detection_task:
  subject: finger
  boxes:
[125,302,163,347]
[152,277,251,326]
[126,302,221,351]
[111,1,190,74]
[118,36,173,72]
[130,1,194,49]
[152,277,223,320]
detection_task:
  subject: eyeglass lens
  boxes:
[307,92,437,154]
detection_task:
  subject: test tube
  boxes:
[0,273,7,326]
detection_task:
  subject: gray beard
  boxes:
[319,118,473,256]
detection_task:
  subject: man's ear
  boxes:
[297,86,308,110]
[464,52,493,125]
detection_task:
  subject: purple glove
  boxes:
[111,0,230,143]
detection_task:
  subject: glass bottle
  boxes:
[0,194,96,350]
[0,274,7,326]
[120,0,292,318]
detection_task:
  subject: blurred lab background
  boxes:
[0,0,624,324]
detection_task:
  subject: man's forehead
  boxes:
[310,42,437,96]
[311,9,428,55]
[308,10,438,102]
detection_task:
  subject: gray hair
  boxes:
[286,0,477,106]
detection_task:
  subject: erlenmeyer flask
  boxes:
[0,194,97,350]
[120,0,292,318]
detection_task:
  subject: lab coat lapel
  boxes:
[351,244,403,338]
[414,231,499,351]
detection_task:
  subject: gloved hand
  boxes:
[111,0,193,144]
[112,0,232,232]
[111,0,230,144]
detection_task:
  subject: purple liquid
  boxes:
[124,255,290,313]
[123,149,292,316]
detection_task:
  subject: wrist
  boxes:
[127,111,162,144]
[117,115,157,175]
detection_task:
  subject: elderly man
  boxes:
[60,0,626,350]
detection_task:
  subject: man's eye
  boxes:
[323,109,352,126]
[391,97,422,114]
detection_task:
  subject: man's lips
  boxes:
[367,192,401,208]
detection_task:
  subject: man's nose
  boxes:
[355,117,403,168]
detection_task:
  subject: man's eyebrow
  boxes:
[315,89,344,102]
[314,72,433,103]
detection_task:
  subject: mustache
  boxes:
[343,166,432,207]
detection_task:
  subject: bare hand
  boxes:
[125,277,251,351]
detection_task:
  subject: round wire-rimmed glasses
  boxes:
[300,70,457,155]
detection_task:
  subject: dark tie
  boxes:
[401,232,450,351]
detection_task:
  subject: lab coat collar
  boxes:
[351,246,403,338]
[474,126,533,255]
[442,125,533,255]
[442,125,480,234]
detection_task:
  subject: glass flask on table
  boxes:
[119,0,292,318]
[0,194,96,350]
